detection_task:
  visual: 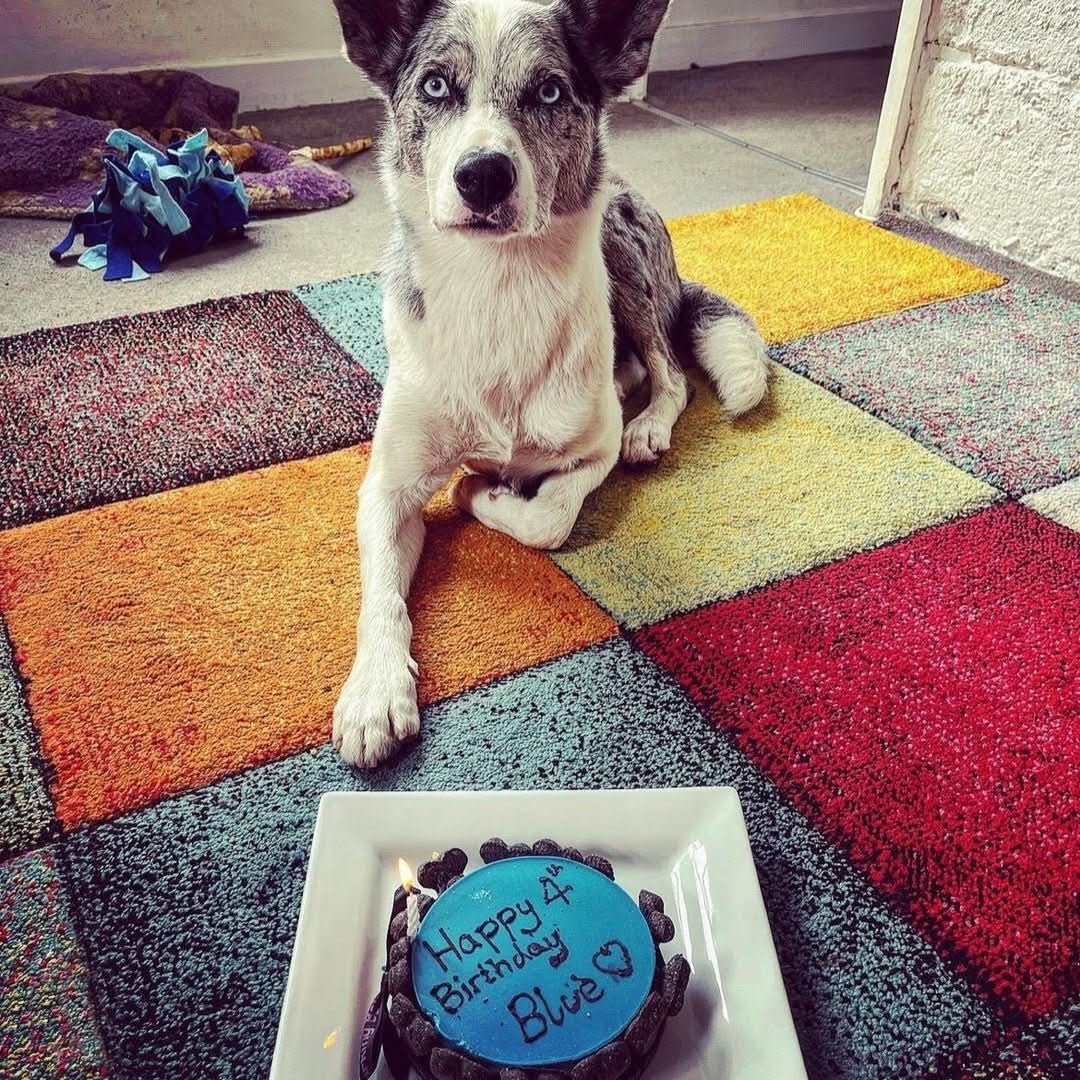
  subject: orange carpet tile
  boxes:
[0,446,615,828]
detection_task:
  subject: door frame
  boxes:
[860,0,934,219]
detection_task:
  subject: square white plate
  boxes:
[270,788,807,1080]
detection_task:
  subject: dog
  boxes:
[329,0,770,766]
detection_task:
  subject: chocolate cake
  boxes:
[360,838,691,1079]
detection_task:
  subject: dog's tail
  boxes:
[675,282,770,416]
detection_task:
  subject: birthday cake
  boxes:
[363,838,691,1080]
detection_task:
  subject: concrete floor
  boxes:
[0,51,890,337]
[645,48,892,187]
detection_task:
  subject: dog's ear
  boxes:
[332,0,440,94]
[562,0,671,96]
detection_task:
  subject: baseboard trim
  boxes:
[194,53,377,112]
[650,5,902,71]
[206,7,902,109]
[0,51,376,113]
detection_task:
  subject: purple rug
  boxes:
[0,71,365,218]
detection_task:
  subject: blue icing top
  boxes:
[411,856,655,1068]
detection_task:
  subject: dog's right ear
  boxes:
[332,0,440,94]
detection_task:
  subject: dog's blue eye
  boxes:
[422,75,450,100]
[537,79,561,106]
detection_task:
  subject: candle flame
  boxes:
[397,857,415,891]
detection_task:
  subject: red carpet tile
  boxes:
[0,292,381,528]
[636,502,1080,1021]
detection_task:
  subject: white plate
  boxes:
[270,788,807,1080]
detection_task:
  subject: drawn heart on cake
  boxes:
[591,940,633,980]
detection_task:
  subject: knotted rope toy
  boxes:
[50,127,250,282]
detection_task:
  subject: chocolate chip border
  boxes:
[385,839,691,1080]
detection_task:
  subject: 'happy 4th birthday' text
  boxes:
[419,864,636,1046]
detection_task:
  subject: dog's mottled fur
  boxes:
[329,0,770,766]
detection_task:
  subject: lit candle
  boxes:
[398,858,419,942]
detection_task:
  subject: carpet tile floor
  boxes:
[1023,476,1080,533]
[0,292,383,529]
[771,283,1079,495]
[552,366,996,627]
[1,195,1076,1079]
[0,846,108,1077]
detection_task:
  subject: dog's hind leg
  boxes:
[614,351,648,403]
[604,188,690,465]
[620,333,690,465]
[452,452,613,549]
[451,400,621,550]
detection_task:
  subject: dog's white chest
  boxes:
[392,234,614,470]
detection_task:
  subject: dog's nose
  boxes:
[454,150,516,213]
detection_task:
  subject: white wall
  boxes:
[1,0,374,106]
[4,0,336,74]
[653,0,901,71]
[2,0,900,110]
[895,0,1080,281]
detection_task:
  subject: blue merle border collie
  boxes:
[329,0,770,766]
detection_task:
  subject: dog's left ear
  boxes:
[563,0,671,96]
[332,0,440,95]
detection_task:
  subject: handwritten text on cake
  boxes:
[418,864,638,1046]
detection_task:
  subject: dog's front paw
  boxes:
[332,653,420,768]
[621,412,671,465]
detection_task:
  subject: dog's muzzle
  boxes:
[453,150,517,214]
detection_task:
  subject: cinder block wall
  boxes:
[897,0,1080,281]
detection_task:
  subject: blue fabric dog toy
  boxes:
[50,128,250,282]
